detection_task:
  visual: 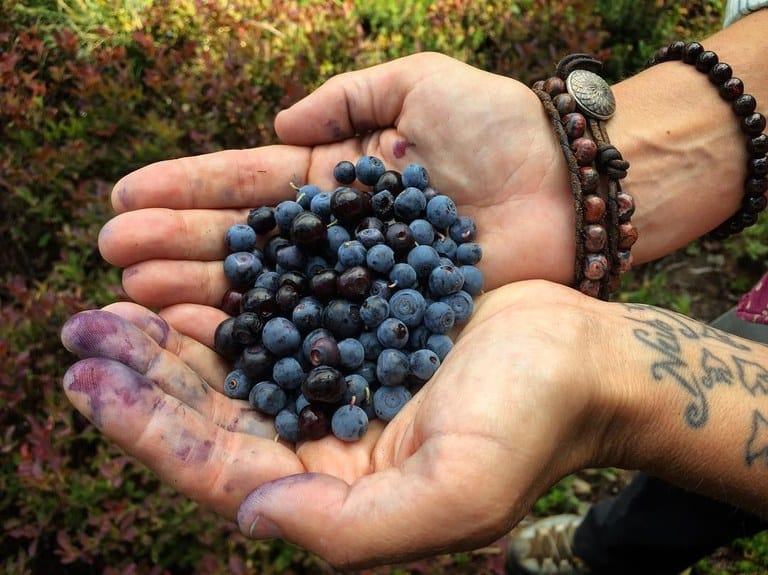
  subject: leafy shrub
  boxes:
[2,0,747,573]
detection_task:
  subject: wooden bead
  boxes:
[544,76,566,97]
[744,194,767,214]
[741,112,767,136]
[578,166,599,193]
[571,137,597,166]
[562,113,586,140]
[583,253,608,280]
[582,194,606,223]
[708,62,732,85]
[554,93,577,116]
[746,177,768,197]
[734,94,757,116]
[617,191,636,222]
[748,156,768,177]
[695,50,718,73]
[719,78,744,101]
[583,224,607,252]
[682,42,704,64]
[618,222,638,249]
[748,134,768,156]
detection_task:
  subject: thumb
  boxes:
[236,436,514,569]
[274,52,448,146]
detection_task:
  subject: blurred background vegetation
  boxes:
[1,0,766,573]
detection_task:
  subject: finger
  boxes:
[62,357,303,518]
[122,259,227,309]
[103,302,230,389]
[275,53,452,146]
[111,146,311,213]
[236,434,514,568]
[158,303,230,349]
[61,309,269,436]
[99,208,248,268]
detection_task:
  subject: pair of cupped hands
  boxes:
[62,53,629,567]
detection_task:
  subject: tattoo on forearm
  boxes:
[623,304,768,469]
[746,410,768,467]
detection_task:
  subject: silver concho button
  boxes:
[565,69,616,120]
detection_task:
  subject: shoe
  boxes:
[506,514,588,574]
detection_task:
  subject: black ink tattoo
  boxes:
[623,304,752,428]
[735,357,768,396]
[746,410,768,466]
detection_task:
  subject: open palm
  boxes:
[62,282,605,568]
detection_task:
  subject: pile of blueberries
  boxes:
[213,156,483,442]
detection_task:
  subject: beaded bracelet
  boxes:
[532,54,637,300]
[647,41,768,239]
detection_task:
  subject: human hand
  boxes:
[99,52,574,321]
[61,281,621,568]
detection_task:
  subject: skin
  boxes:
[62,9,768,570]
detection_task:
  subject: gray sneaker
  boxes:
[507,514,588,575]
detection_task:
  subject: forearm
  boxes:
[610,9,768,263]
[599,303,768,517]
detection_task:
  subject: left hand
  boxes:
[62,281,617,568]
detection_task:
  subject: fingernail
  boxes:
[247,515,282,540]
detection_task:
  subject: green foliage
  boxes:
[3,0,759,573]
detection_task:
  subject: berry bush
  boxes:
[2,1,748,573]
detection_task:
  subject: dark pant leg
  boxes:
[573,472,768,575]
[573,309,768,574]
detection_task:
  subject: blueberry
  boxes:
[371,189,395,220]
[307,335,340,367]
[388,263,418,290]
[424,301,455,334]
[356,227,386,249]
[331,404,369,442]
[239,343,276,381]
[343,373,370,404]
[360,295,390,328]
[406,244,440,279]
[376,317,410,349]
[261,317,301,356]
[331,186,372,225]
[304,255,330,278]
[393,186,426,222]
[432,235,458,259]
[426,333,453,361]
[366,244,395,274]
[225,224,258,252]
[448,214,477,244]
[401,163,430,190]
[302,365,346,404]
[338,337,365,370]
[352,360,377,385]
[214,317,243,360]
[441,290,474,323]
[336,266,373,302]
[275,408,300,443]
[409,348,441,381]
[253,270,280,292]
[296,184,322,209]
[249,381,288,415]
[240,286,278,319]
[373,385,411,421]
[292,296,324,333]
[310,191,333,221]
[333,160,357,184]
[355,155,386,186]
[275,243,306,271]
[376,348,410,386]
[409,218,435,245]
[301,327,336,361]
[374,170,404,195]
[385,221,415,255]
[247,206,276,235]
[223,251,262,290]
[428,264,464,297]
[459,265,484,296]
[272,356,305,390]
[322,298,363,339]
[358,329,384,361]
[337,240,367,268]
[298,404,330,440]
[425,195,458,229]
[290,210,327,249]
[388,288,427,328]
[223,368,254,400]
[326,224,352,255]
[231,311,264,346]
[456,242,483,265]
[274,200,305,231]
[369,278,394,300]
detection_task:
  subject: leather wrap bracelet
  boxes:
[647,41,768,239]
[532,54,636,300]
